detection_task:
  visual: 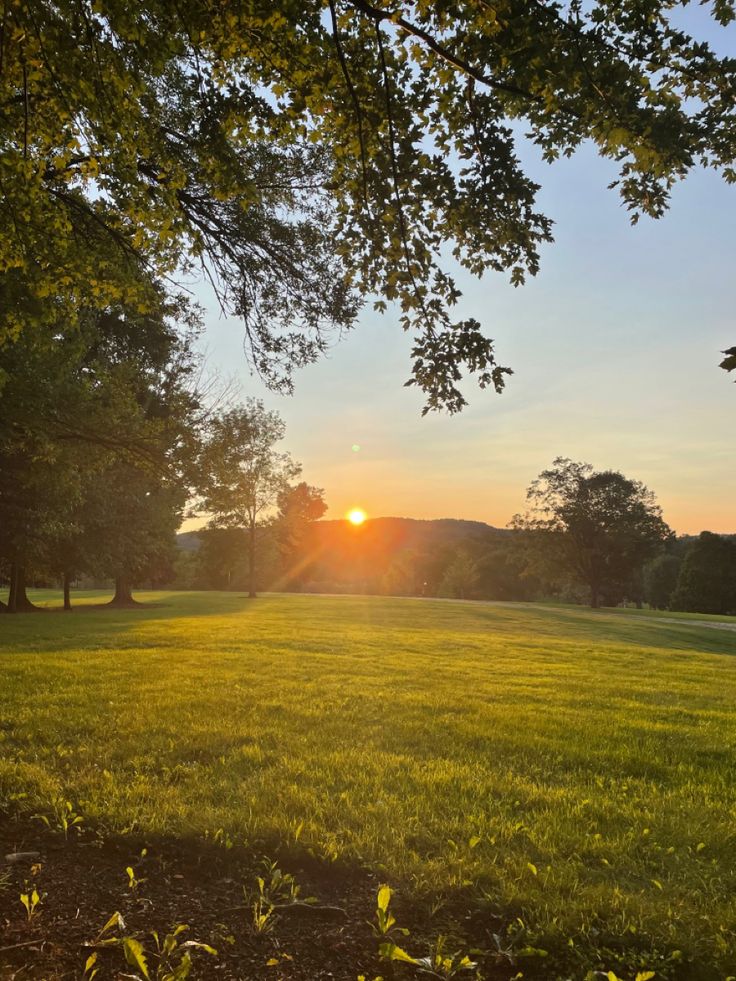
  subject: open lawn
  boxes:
[1,592,735,979]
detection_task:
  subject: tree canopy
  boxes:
[3,1,736,410]
[197,401,301,597]
[514,457,672,607]
[670,531,736,615]
[0,283,202,611]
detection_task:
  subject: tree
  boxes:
[514,458,671,608]
[474,537,539,602]
[73,299,202,606]
[643,553,682,610]
[670,532,736,615]
[380,550,424,597]
[193,528,249,591]
[78,462,185,607]
[198,402,301,598]
[438,551,480,600]
[0,434,82,612]
[275,482,328,590]
[0,324,90,612]
[3,2,736,409]
[0,283,202,611]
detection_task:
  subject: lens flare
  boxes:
[347,508,367,526]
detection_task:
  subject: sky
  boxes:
[189,23,736,537]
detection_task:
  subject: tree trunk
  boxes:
[108,577,140,607]
[7,565,42,613]
[590,583,600,609]
[7,564,18,613]
[63,572,72,611]
[248,519,257,598]
[0,596,7,613]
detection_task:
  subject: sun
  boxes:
[346,508,367,526]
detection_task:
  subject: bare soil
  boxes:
[0,815,502,981]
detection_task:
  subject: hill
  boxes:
[176,530,202,552]
[177,516,508,594]
[292,516,505,593]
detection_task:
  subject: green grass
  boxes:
[1,591,735,978]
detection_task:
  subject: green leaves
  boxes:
[83,952,99,979]
[4,1,734,406]
[374,888,476,978]
[85,912,216,980]
[377,884,392,914]
[720,346,736,375]
[379,941,419,965]
[123,937,151,979]
[373,883,406,939]
[19,887,42,922]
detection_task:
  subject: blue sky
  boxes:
[191,20,736,536]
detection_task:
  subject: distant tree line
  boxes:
[509,459,736,615]
[3,355,733,621]
[644,533,736,616]
[177,517,533,600]
[178,458,735,617]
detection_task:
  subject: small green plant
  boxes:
[251,895,276,935]
[379,938,478,979]
[126,847,149,890]
[85,910,127,951]
[490,919,548,966]
[19,885,43,922]
[126,864,147,891]
[142,925,217,981]
[83,951,100,979]
[205,827,234,850]
[372,884,415,975]
[247,858,320,935]
[371,884,409,943]
[373,888,477,979]
[257,858,303,906]
[85,912,217,980]
[36,797,84,839]
[410,936,478,979]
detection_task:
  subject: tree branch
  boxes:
[328,0,370,205]
[345,0,540,102]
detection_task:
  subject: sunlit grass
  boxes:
[1,591,735,977]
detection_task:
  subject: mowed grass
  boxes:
[1,592,736,977]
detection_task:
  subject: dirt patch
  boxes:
[0,817,505,980]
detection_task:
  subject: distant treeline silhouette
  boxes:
[173,519,736,616]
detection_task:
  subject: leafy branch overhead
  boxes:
[720,346,736,376]
[2,1,736,409]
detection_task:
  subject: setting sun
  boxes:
[346,508,367,526]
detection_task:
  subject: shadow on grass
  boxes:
[460,599,736,658]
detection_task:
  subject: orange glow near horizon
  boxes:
[346,508,367,526]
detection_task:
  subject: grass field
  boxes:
[1,592,735,979]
